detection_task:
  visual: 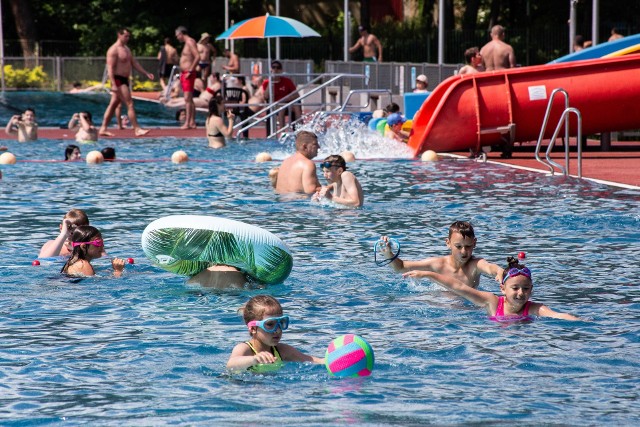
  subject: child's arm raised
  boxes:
[38,220,72,258]
[379,236,440,273]
[476,258,504,283]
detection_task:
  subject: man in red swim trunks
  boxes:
[175,26,199,129]
[99,28,154,137]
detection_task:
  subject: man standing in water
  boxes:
[99,28,154,137]
[480,25,516,71]
[273,131,321,195]
[175,26,199,129]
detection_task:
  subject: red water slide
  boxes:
[407,55,640,156]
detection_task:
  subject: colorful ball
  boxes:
[325,334,374,378]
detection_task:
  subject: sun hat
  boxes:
[199,32,211,43]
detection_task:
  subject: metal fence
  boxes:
[1,56,462,95]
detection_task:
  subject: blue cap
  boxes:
[386,113,406,126]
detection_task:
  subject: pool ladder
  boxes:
[534,88,583,178]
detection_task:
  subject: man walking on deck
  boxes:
[99,28,154,137]
[175,26,199,129]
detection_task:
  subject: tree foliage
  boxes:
[3,0,639,65]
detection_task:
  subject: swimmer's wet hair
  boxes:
[60,225,102,274]
[240,295,283,324]
[64,209,89,227]
[324,154,347,170]
[501,256,529,281]
[448,221,475,239]
[295,130,318,149]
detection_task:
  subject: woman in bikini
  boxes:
[205,96,235,149]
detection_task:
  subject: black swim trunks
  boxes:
[114,75,129,87]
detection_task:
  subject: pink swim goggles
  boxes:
[502,267,532,284]
[72,239,104,248]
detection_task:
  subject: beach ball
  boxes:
[0,152,17,164]
[325,334,374,378]
[376,119,387,135]
[171,150,189,164]
[86,150,104,164]
[421,150,439,162]
[255,152,272,162]
[341,151,356,163]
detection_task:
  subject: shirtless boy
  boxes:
[175,26,200,129]
[380,221,503,289]
[349,26,383,62]
[38,209,90,258]
[312,155,363,207]
[98,28,154,137]
[5,108,38,142]
[273,130,321,195]
[458,47,482,75]
[222,49,240,74]
[480,25,516,71]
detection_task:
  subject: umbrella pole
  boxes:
[268,39,276,136]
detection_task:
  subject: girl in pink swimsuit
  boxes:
[403,256,579,321]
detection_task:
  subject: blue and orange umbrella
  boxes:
[216,13,321,40]
[216,14,320,134]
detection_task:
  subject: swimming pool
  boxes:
[0,91,193,128]
[1,131,639,425]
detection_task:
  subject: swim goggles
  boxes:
[374,238,400,266]
[502,267,532,284]
[72,239,104,248]
[321,161,345,170]
[247,315,290,333]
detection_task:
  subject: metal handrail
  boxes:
[233,73,366,138]
[534,88,582,178]
[544,107,583,178]
[162,66,180,100]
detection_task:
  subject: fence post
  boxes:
[56,56,62,92]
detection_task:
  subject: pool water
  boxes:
[0,91,193,128]
[1,129,639,425]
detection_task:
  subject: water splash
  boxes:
[294,114,414,159]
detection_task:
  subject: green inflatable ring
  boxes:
[141,215,293,284]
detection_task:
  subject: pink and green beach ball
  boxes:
[325,334,374,377]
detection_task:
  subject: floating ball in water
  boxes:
[255,152,272,162]
[127,258,135,264]
[341,151,356,163]
[86,151,104,164]
[325,334,374,378]
[518,252,526,261]
[32,260,40,266]
[421,150,439,162]
[0,152,17,164]
[171,150,189,164]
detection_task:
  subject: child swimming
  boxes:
[403,256,579,321]
[312,154,364,207]
[39,209,90,257]
[60,225,125,277]
[5,108,38,142]
[227,295,324,372]
[380,221,503,289]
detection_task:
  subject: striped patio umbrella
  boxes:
[217,14,320,133]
